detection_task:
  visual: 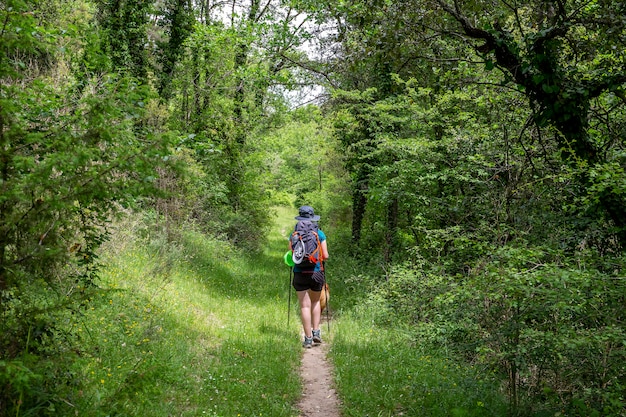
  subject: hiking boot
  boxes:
[303,336,313,349]
[312,329,322,344]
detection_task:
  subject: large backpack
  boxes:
[290,220,323,270]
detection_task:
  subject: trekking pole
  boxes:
[284,250,295,327]
[324,262,330,334]
[288,267,292,327]
[325,283,330,334]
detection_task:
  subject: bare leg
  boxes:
[309,289,322,331]
[297,290,313,337]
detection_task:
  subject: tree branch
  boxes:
[585,75,626,100]
[279,53,338,88]
[435,0,527,86]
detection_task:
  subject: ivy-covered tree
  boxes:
[156,0,195,98]
[95,0,154,79]
[432,0,626,247]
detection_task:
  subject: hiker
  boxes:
[289,205,329,348]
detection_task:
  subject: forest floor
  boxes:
[296,317,341,417]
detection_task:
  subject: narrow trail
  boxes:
[278,209,342,416]
[296,318,342,417]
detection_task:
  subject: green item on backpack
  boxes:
[284,250,295,267]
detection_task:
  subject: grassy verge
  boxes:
[327,264,509,417]
[329,313,508,417]
[56,208,304,416]
[39,205,508,417]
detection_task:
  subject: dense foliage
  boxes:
[1,0,624,415]
[313,0,626,415]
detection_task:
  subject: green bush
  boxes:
[376,246,626,416]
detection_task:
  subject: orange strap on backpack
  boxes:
[308,232,323,271]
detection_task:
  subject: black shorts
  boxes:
[292,270,325,292]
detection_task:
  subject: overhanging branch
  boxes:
[279,53,338,89]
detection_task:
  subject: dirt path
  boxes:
[280,219,341,416]
[296,321,341,417]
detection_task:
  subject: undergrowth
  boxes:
[7,209,305,416]
[328,300,508,417]
[3,206,543,417]
[326,245,625,417]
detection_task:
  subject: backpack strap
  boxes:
[309,231,323,271]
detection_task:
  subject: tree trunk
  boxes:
[351,167,369,244]
[227,0,261,210]
[384,198,398,263]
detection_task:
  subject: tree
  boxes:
[156,0,195,98]
[1,3,171,410]
[95,0,154,79]
[431,0,626,246]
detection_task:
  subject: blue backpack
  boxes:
[290,220,323,269]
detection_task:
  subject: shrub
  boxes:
[367,245,626,416]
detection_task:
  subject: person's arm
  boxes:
[321,240,329,260]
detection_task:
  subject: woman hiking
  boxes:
[289,206,329,348]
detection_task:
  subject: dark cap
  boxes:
[295,205,320,221]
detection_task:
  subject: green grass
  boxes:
[56,208,305,416]
[42,206,507,416]
[329,313,508,417]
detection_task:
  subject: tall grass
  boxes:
[329,312,508,417]
[52,209,304,416]
[28,205,510,416]
[326,255,509,417]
